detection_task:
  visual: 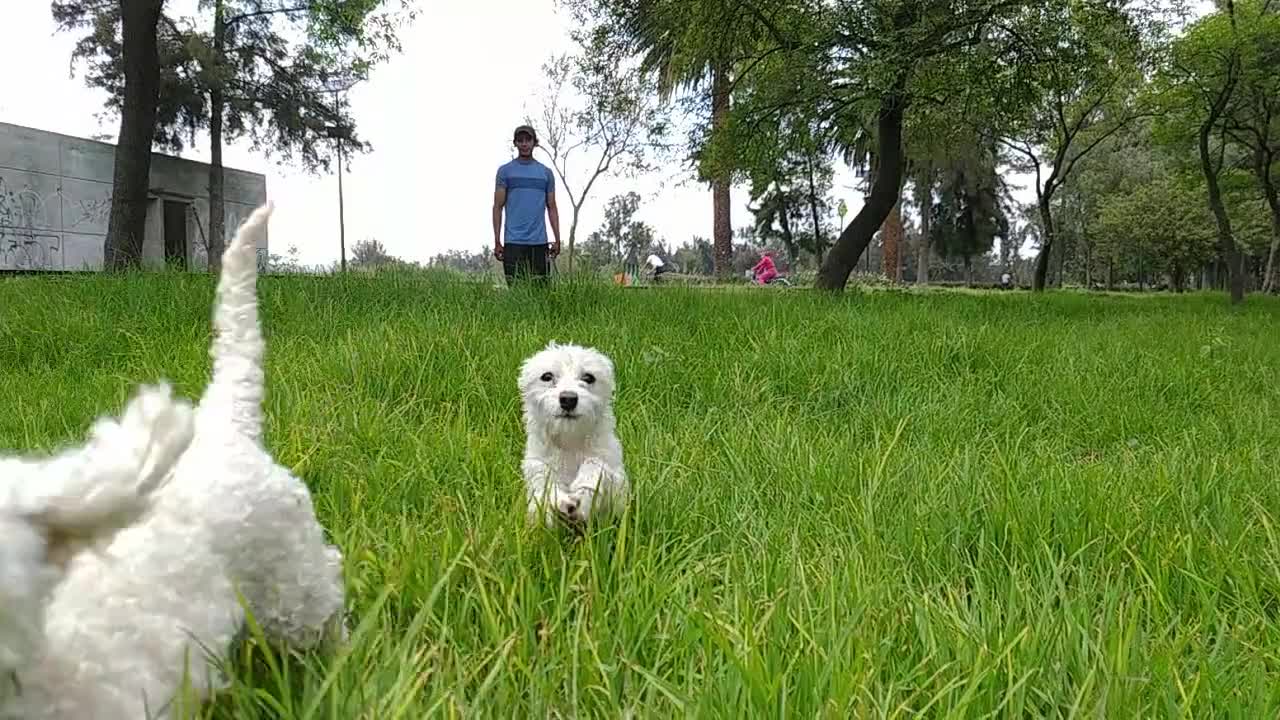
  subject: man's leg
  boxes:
[503,244,531,285]
[529,244,550,286]
[502,245,518,285]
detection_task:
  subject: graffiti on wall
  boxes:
[0,176,110,271]
[0,177,62,270]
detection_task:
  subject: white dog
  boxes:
[2,203,347,720]
[0,384,194,695]
[518,342,628,528]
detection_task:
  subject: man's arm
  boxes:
[543,167,561,256]
[492,168,507,260]
[546,190,561,256]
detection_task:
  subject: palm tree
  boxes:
[617,0,763,280]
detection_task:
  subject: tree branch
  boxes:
[1058,110,1156,188]
[226,4,311,28]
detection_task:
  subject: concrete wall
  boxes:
[0,121,268,272]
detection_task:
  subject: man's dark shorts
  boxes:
[503,243,550,285]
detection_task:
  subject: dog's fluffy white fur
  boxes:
[2,203,347,720]
[0,384,194,690]
[518,342,628,527]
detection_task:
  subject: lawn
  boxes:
[2,271,1280,718]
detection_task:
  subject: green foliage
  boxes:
[527,31,672,264]
[1094,174,1218,283]
[348,238,404,269]
[670,235,715,274]
[745,154,834,266]
[426,247,493,276]
[585,192,659,264]
[4,275,1280,715]
[52,0,418,172]
[929,146,1009,267]
[1150,4,1240,152]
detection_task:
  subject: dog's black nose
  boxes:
[559,391,578,411]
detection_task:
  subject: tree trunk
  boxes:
[1199,121,1244,304]
[964,255,972,287]
[1057,231,1070,287]
[1265,213,1279,294]
[778,194,797,266]
[207,0,227,273]
[103,0,164,271]
[881,198,903,282]
[805,155,825,266]
[710,62,732,280]
[915,163,931,285]
[1255,148,1279,294]
[1194,59,1243,303]
[1032,196,1055,291]
[1083,235,1092,289]
[816,90,906,292]
[568,204,581,272]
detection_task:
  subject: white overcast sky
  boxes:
[1,1,1206,267]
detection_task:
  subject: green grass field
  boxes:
[3,271,1280,718]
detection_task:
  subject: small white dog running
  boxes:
[518,342,629,528]
[2,203,347,720]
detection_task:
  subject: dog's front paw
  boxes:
[556,495,581,524]
[556,490,594,526]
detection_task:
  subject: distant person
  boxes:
[752,250,779,285]
[493,124,560,285]
[646,253,668,283]
[1000,270,1013,289]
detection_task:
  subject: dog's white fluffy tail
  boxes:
[200,202,273,441]
[2,382,193,538]
[1,382,194,672]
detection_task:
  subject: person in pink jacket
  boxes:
[751,251,779,285]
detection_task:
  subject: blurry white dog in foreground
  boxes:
[518,342,629,528]
[0,384,194,696]
[3,203,347,720]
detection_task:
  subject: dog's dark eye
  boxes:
[582,373,596,385]
[540,372,553,382]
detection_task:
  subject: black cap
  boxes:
[513,124,538,143]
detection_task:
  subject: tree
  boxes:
[53,0,165,270]
[1094,174,1219,291]
[527,37,668,271]
[993,0,1153,292]
[741,122,835,269]
[1220,1,1280,291]
[58,0,416,271]
[588,192,658,262]
[564,0,785,280]
[693,0,1062,292]
[929,145,1009,285]
[671,235,715,275]
[349,237,398,267]
[428,247,492,275]
[1156,2,1254,302]
[912,160,938,284]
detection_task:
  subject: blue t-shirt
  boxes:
[496,158,555,245]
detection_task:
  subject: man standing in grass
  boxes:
[492,125,560,285]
